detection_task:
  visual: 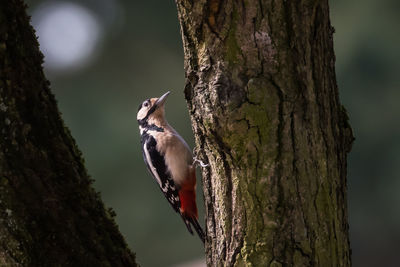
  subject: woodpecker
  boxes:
[137,91,205,243]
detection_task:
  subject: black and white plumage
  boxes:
[140,131,180,212]
[137,91,205,243]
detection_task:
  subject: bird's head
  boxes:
[137,91,170,125]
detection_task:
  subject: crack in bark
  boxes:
[290,111,314,265]
[208,127,238,264]
[258,0,264,19]
[230,237,244,266]
[252,18,264,76]
[205,0,223,40]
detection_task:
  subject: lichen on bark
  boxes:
[175,0,352,266]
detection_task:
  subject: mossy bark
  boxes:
[0,1,137,266]
[176,0,353,266]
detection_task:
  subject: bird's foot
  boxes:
[192,147,209,168]
[193,156,209,168]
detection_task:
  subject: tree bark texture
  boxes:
[176,0,353,266]
[0,1,137,266]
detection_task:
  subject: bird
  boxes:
[137,91,205,243]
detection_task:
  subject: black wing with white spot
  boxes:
[141,132,181,212]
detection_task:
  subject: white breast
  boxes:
[152,127,193,186]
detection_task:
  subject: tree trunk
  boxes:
[176,0,353,266]
[0,1,137,266]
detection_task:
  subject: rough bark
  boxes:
[0,1,137,266]
[176,0,353,266]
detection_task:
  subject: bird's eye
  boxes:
[143,102,149,107]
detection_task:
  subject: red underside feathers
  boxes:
[179,168,198,218]
[179,189,198,218]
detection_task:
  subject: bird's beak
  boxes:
[155,91,170,107]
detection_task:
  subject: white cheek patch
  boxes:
[137,108,148,121]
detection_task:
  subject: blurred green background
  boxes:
[24,0,399,266]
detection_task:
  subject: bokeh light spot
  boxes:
[32,1,102,72]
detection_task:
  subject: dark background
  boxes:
[24,0,400,266]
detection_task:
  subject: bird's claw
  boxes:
[193,156,209,168]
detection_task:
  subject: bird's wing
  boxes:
[141,132,181,212]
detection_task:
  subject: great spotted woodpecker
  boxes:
[137,91,205,243]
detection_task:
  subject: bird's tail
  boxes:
[190,217,205,244]
[181,215,205,244]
